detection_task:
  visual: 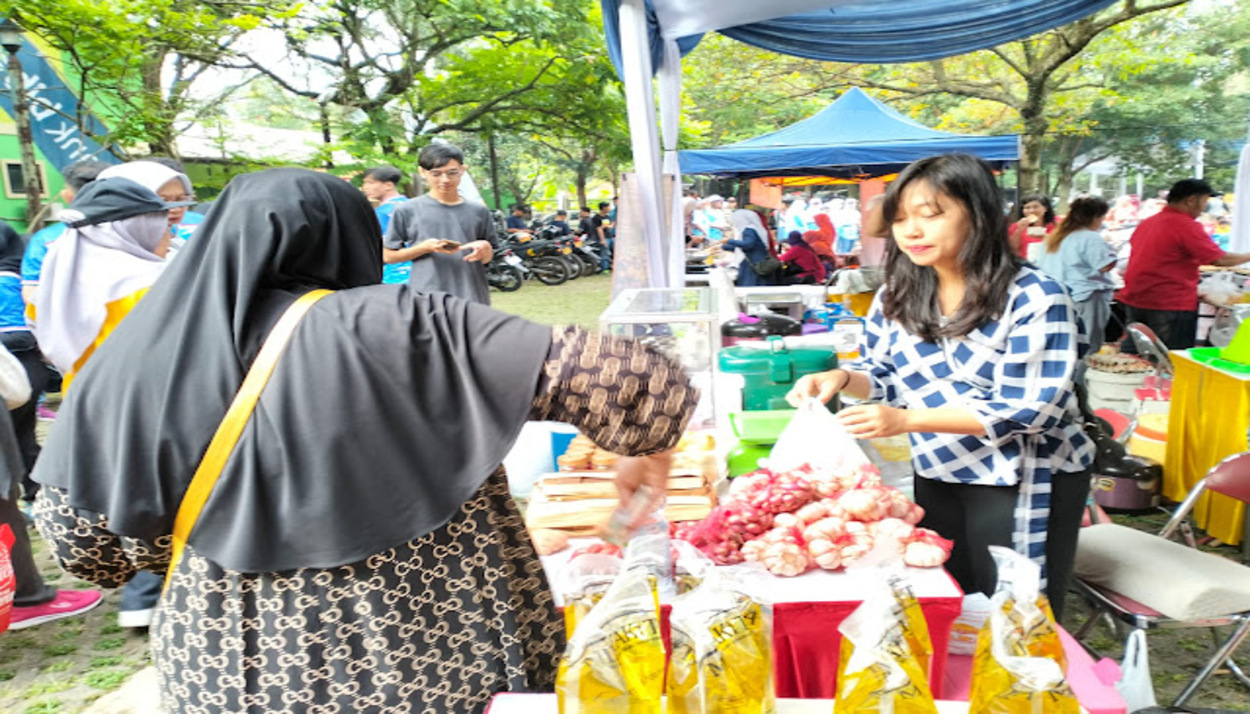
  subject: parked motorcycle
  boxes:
[507,237,570,286]
[486,246,526,292]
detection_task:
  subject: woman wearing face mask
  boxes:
[788,154,1093,619]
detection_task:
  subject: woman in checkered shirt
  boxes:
[789,154,1094,619]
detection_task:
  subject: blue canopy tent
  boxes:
[599,0,1118,288]
[679,87,1020,180]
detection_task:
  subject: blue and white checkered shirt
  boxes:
[851,265,1095,578]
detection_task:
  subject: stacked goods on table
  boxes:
[525,432,718,537]
[556,529,776,714]
[672,463,952,576]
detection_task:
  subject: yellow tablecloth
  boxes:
[1165,351,1250,545]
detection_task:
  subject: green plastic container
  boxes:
[1191,346,1250,374]
[718,337,837,411]
[1220,320,1250,366]
[729,410,796,444]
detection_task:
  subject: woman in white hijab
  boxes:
[723,208,777,287]
[32,176,192,391]
[32,175,193,631]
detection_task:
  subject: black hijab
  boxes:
[0,220,23,275]
[34,168,553,572]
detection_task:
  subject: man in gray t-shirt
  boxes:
[382,144,496,305]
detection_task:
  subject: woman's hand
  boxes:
[786,369,849,407]
[837,404,910,439]
[614,451,672,527]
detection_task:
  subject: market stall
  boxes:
[1165,349,1250,548]
[599,0,1119,289]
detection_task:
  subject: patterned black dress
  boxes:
[35,329,695,713]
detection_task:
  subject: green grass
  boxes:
[490,273,613,328]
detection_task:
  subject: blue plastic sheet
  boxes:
[679,88,1019,178]
[601,0,1118,75]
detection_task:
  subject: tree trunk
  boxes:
[141,53,176,156]
[575,167,588,210]
[319,102,334,170]
[487,135,502,210]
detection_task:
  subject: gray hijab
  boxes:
[34,168,553,572]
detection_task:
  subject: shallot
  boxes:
[902,528,954,568]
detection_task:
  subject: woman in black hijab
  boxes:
[32,169,696,713]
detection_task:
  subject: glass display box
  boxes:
[599,287,721,426]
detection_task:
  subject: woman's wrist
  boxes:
[831,368,851,392]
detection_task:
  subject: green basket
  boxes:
[1189,347,1250,375]
[729,410,795,445]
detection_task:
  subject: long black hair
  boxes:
[1011,193,1056,226]
[1044,196,1108,253]
[881,154,1020,341]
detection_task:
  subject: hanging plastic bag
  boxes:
[667,566,775,713]
[1115,630,1158,713]
[967,547,1078,713]
[768,398,872,474]
[836,575,939,713]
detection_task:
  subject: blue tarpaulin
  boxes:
[679,87,1019,178]
[601,0,1119,75]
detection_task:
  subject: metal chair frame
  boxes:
[1073,451,1250,707]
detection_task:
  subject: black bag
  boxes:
[747,255,782,276]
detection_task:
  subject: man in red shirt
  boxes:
[1118,179,1250,349]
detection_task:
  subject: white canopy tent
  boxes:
[607,0,1120,287]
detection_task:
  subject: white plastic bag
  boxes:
[1115,630,1158,713]
[0,345,30,411]
[767,397,871,473]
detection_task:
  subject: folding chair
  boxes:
[1072,451,1250,707]
[1125,321,1175,381]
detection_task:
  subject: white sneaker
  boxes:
[117,607,154,629]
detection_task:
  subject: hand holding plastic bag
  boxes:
[768,398,872,474]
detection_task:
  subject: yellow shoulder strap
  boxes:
[164,289,332,591]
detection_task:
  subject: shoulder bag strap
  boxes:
[164,289,333,591]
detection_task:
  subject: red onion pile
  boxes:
[674,465,953,577]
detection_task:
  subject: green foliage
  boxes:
[83,669,129,690]
[9,0,299,154]
[680,1,1243,198]
[249,0,628,192]
[40,643,77,658]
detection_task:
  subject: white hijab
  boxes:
[97,161,192,196]
[729,208,770,246]
[33,212,170,376]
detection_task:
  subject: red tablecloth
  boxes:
[771,596,963,699]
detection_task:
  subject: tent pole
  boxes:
[619,0,669,288]
[659,38,685,288]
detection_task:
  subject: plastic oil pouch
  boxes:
[967,547,1078,713]
[561,550,622,638]
[836,577,938,713]
[672,539,716,595]
[667,568,775,713]
[556,567,665,714]
[892,576,934,685]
